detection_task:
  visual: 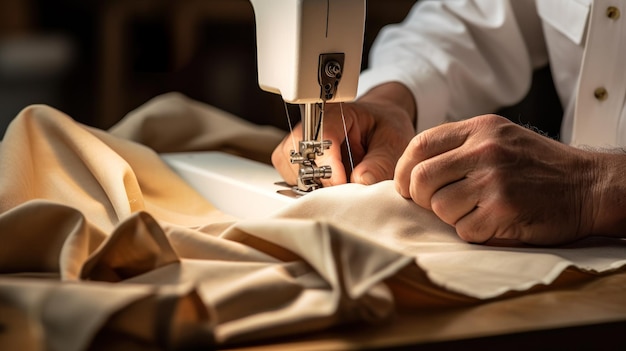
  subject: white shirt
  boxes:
[357,0,626,148]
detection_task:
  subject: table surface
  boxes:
[221,269,626,350]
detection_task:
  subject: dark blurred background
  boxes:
[0,0,418,138]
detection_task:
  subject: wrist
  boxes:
[589,151,626,238]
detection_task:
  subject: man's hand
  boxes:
[272,83,416,187]
[394,114,605,245]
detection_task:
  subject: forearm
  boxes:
[359,0,541,133]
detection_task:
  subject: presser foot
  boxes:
[289,140,332,196]
[274,181,303,199]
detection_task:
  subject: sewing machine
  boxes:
[162,0,365,218]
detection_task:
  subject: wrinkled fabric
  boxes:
[0,93,624,351]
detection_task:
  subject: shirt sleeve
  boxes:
[357,0,548,132]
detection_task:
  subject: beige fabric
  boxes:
[277,182,626,299]
[0,93,624,351]
[108,92,285,164]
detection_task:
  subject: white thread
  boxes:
[320,102,325,145]
[339,102,355,175]
[283,101,297,152]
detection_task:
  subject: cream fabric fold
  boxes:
[273,181,626,299]
[0,94,624,351]
[108,92,286,164]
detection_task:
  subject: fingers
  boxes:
[271,106,352,187]
[271,135,299,185]
[318,142,348,186]
[350,102,415,185]
[351,124,407,185]
[394,122,472,199]
[313,108,353,186]
[394,129,479,211]
[430,177,480,226]
[271,133,348,187]
[426,175,503,243]
[272,99,415,189]
[454,206,498,243]
[390,114,594,246]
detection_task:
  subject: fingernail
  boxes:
[360,172,377,185]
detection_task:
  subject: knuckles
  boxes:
[455,214,495,244]
[408,131,431,156]
[470,135,520,168]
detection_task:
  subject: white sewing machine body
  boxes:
[163,0,365,216]
[250,0,366,194]
[162,152,296,219]
[249,0,365,104]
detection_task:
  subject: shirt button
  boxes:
[606,6,620,20]
[594,87,608,101]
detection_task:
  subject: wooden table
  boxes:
[221,270,626,350]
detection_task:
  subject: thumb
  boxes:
[351,147,397,185]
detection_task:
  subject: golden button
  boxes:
[594,87,608,101]
[607,6,620,20]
